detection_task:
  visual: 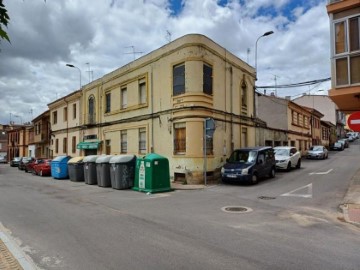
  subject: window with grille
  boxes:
[139,128,146,154]
[121,131,127,153]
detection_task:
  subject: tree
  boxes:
[0,0,10,43]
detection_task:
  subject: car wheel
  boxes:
[296,159,301,169]
[269,167,276,178]
[251,173,259,185]
[286,162,292,172]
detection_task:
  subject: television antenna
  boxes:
[124,46,143,61]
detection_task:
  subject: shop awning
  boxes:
[77,141,101,150]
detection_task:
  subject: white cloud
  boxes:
[0,0,330,124]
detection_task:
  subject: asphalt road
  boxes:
[0,143,360,270]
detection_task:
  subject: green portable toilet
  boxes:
[133,153,172,193]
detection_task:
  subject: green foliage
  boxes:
[0,0,10,43]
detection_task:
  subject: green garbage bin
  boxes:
[133,153,172,193]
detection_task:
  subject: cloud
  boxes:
[0,0,330,124]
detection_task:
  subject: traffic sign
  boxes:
[347,111,360,131]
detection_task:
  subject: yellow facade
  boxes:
[77,34,257,184]
[48,90,82,158]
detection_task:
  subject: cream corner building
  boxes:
[53,34,257,184]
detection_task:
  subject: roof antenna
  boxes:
[166,30,172,43]
[124,46,143,61]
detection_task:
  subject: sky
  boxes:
[0,0,331,125]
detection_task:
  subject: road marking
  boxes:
[309,169,333,175]
[280,183,313,198]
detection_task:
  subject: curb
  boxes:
[0,224,37,270]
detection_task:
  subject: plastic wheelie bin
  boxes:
[109,155,136,190]
[51,155,71,179]
[133,153,172,193]
[83,155,99,185]
[96,155,113,187]
[68,156,85,182]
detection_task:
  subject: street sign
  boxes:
[348,111,360,132]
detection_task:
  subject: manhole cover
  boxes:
[258,196,276,200]
[221,206,253,213]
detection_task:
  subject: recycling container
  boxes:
[51,155,71,179]
[96,155,113,187]
[133,153,172,193]
[109,155,136,190]
[83,155,99,185]
[68,156,85,182]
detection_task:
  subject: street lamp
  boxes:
[66,64,82,90]
[255,31,274,80]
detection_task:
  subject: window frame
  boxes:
[173,63,185,96]
[105,92,111,113]
[203,63,213,96]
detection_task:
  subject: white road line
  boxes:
[280,183,313,198]
[309,169,333,175]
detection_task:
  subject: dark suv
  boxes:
[221,146,276,184]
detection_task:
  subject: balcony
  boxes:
[86,113,97,126]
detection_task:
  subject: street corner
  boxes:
[340,203,360,226]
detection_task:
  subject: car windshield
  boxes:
[274,149,289,156]
[310,146,322,151]
[228,150,257,163]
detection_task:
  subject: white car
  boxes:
[273,146,301,171]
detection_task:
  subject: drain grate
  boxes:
[258,196,276,200]
[221,206,252,213]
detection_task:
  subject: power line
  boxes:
[256,77,330,89]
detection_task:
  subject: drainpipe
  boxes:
[151,64,154,153]
[229,66,233,152]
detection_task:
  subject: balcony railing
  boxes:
[87,113,96,125]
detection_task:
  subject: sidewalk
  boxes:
[0,224,36,270]
[340,168,360,226]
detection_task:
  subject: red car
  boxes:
[25,158,44,173]
[33,159,52,176]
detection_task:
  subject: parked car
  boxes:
[25,158,44,173]
[221,146,276,185]
[0,156,7,163]
[33,159,52,176]
[273,146,301,171]
[10,157,21,167]
[306,145,328,159]
[18,157,34,170]
[338,138,349,148]
[330,142,344,151]
[336,140,346,150]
